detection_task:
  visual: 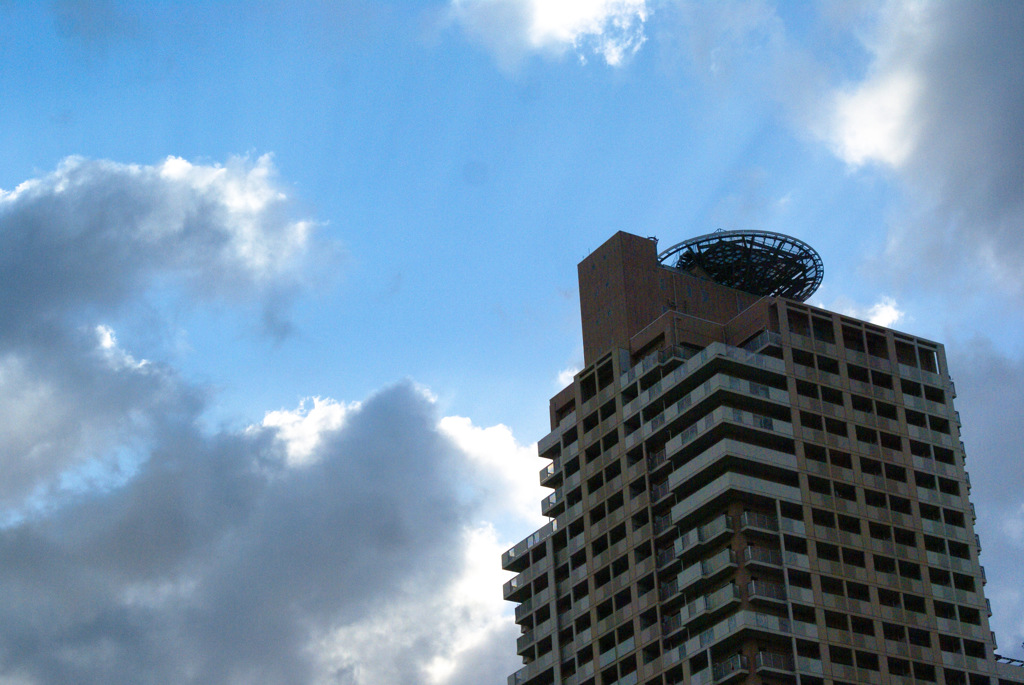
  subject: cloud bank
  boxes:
[0,155,313,508]
[0,157,540,684]
[947,341,1024,656]
[450,0,649,67]
[817,1,1024,296]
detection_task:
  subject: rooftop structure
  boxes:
[503,231,1024,685]
[658,230,823,303]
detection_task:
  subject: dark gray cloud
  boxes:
[0,382,473,684]
[948,340,1024,657]
[0,156,313,504]
[0,156,522,684]
[820,1,1024,296]
[0,155,310,326]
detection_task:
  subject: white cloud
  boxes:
[818,1,929,168]
[557,365,579,388]
[828,295,905,328]
[94,324,149,371]
[261,397,356,466]
[450,0,648,67]
[439,415,547,526]
[828,66,921,167]
[0,154,317,345]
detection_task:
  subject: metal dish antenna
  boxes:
[658,229,823,301]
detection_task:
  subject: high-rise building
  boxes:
[503,231,1024,685]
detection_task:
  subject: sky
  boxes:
[0,1,1021,683]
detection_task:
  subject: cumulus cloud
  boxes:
[0,155,314,506]
[0,374,543,684]
[0,381,471,684]
[0,155,311,315]
[325,521,523,685]
[261,397,357,466]
[0,155,546,683]
[816,1,1024,295]
[439,415,546,526]
[450,0,648,67]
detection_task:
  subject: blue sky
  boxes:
[0,1,1022,683]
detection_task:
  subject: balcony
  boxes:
[743,329,784,354]
[996,656,1024,681]
[598,635,635,669]
[783,550,810,570]
[683,610,792,656]
[741,545,782,569]
[755,651,794,675]
[897,362,943,387]
[516,616,554,652]
[641,373,790,443]
[502,571,532,602]
[656,546,676,569]
[671,473,801,523]
[786,584,813,604]
[506,649,554,685]
[540,491,562,517]
[662,611,683,637]
[502,520,557,571]
[779,515,806,536]
[747,579,787,603]
[659,577,679,602]
[653,513,673,536]
[557,502,583,528]
[670,548,738,597]
[712,654,748,683]
[682,583,741,625]
[514,585,551,621]
[739,510,778,533]
[791,619,818,639]
[676,514,733,557]
[539,456,560,487]
[667,439,797,494]
[646,447,668,471]
[650,479,671,503]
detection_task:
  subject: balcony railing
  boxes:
[503,519,557,567]
[739,510,778,532]
[742,545,782,567]
[755,651,794,672]
[685,584,740,621]
[647,447,667,470]
[662,612,682,635]
[747,579,787,602]
[653,513,673,535]
[712,653,747,682]
[656,546,676,568]
[677,514,733,555]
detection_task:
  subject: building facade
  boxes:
[503,232,1024,685]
